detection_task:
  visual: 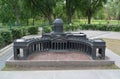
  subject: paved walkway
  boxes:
[0,70,120,79]
[106,49,120,67]
[0,44,13,70]
[72,30,120,39]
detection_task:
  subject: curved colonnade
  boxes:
[14,33,105,60]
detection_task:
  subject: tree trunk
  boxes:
[27,19,29,26]
[87,12,91,24]
[118,15,120,24]
[47,15,52,25]
[14,0,19,26]
[66,0,72,24]
[32,18,35,26]
[68,14,72,24]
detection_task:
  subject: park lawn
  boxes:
[103,38,120,56]
[1,19,120,30]
[73,19,120,25]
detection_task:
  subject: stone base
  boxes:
[6,56,114,69]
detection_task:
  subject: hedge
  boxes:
[42,25,52,33]
[28,26,38,35]
[11,28,22,39]
[80,24,120,32]
[0,30,12,45]
[21,27,28,36]
[0,36,4,48]
[64,24,79,31]
[0,26,40,49]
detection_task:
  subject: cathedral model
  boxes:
[13,18,106,60]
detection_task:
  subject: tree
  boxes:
[0,0,15,24]
[79,0,107,24]
[65,0,79,24]
[0,0,21,25]
[23,0,56,25]
[93,8,107,20]
[53,0,64,19]
[115,0,120,20]
[22,0,38,25]
[13,0,19,26]
[105,0,117,20]
[19,0,31,26]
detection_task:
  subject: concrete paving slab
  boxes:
[106,49,120,67]
[80,30,120,39]
[92,32,120,39]
[0,70,120,79]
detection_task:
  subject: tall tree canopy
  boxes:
[23,0,56,25]
[79,0,107,24]
[66,0,80,24]
[2,0,120,25]
[0,0,15,24]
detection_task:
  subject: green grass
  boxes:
[103,38,120,56]
[1,19,120,29]
[73,19,120,25]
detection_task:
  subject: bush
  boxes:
[0,30,12,45]
[64,24,79,31]
[0,36,4,48]
[21,27,28,36]
[28,26,38,35]
[79,24,120,32]
[42,26,52,33]
[11,28,22,40]
[64,25,70,31]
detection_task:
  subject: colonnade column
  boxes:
[92,47,96,59]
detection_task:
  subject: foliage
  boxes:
[23,0,56,25]
[42,25,52,33]
[0,0,15,24]
[21,27,28,36]
[53,0,65,20]
[64,24,70,31]
[78,0,107,24]
[28,26,38,35]
[1,0,120,26]
[80,24,120,32]
[64,24,79,31]
[11,28,22,39]
[0,36,4,48]
[65,0,80,24]
[105,0,120,20]
[0,30,12,45]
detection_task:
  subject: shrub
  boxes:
[0,30,12,45]
[64,25,70,31]
[69,25,77,31]
[11,28,22,40]
[42,26,52,33]
[21,27,28,36]
[28,26,38,35]
[64,24,79,31]
[79,24,120,32]
[0,36,4,48]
